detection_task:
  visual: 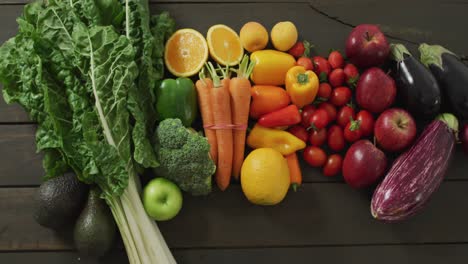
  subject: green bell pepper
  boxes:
[155,77,198,127]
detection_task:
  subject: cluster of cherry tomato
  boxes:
[286,50,375,177]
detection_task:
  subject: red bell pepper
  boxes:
[258,105,301,128]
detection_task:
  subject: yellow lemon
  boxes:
[239,21,269,52]
[270,21,298,51]
[207,24,244,66]
[241,148,290,205]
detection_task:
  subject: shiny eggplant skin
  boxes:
[371,120,455,222]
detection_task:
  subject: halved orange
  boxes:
[164,28,209,77]
[207,24,244,66]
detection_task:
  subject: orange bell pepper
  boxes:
[249,85,291,119]
[285,66,319,108]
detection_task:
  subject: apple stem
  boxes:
[365,31,372,41]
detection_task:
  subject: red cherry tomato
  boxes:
[344,119,363,143]
[327,125,346,152]
[344,63,359,84]
[318,102,337,122]
[329,68,346,88]
[288,125,308,142]
[312,56,331,76]
[330,87,352,107]
[301,105,316,127]
[356,110,375,137]
[303,146,327,168]
[328,51,345,69]
[309,109,330,130]
[323,154,343,177]
[317,83,332,99]
[296,57,314,71]
[337,105,356,128]
[309,127,327,146]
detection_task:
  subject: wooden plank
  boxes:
[2,244,468,264]
[1,182,468,251]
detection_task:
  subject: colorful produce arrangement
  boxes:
[1,0,467,262]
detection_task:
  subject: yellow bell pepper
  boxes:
[247,124,306,155]
[250,50,296,86]
[285,66,319,108]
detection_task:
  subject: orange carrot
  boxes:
[285,152,302,192]
[229,55,256,179]
[195,76,218,164]
[206,63,233,191]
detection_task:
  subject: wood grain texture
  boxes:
[1,183,468,251]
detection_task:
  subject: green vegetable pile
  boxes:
[0,0,176,263]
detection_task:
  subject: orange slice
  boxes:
[206,24,244,66]
[164,28,208,77]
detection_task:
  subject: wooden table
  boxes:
[1,0,468,263]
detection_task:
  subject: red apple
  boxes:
[356,67,396,113]
[343,140,387,189]
[345,24,390,68]
[375,108,417,152]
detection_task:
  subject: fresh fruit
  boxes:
[343,140,387,189]
[328,50,345,69]
[344,63,359,86]
[330,87,352,107]
[303,146,327,167]
[309,127,327,146]
[344,118,363,143]
[301,105,316,127]
[313,56,332,78]
[270,21,298,51]
[345,24,390,68]
[165,28,209,77]
[323,154,343,177]
[288,125,308,142]
[296,57,314,71]
[374,108,417,152]
[250,85,291,119]
[329,68,345,87]
[462,124,468,155]
[328,125,346,152]
[356,110,374,137]
[317,83,332,99]
[289,40,311,58]
[318,102,337,122]
[309,108,330,130]
[239,21,269,52]
[241,148,290,205]
[207,24,244,66]
[337,105,356,128]
[250,50,296,85]
[143,178,183,221]
[356,67,396,113]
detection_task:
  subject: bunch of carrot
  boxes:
[195,55,256,191]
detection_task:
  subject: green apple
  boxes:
[143,177,183,221]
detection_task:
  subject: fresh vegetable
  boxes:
[196,77,218,164]
[250,50,296,85]
[153,118,216,195]
[156,77,198,127]
[239,22,269,52]
[317,83,332,99]
[356,110,374,137]
[371,115,458,222]
[303,146,327,167]
[344,63,359,87]
[288,125,309,142]
[356,67,396,113]
[318,102,337,122]
[309,109,330,130]
[259,105,301,128]
[296,57,314,71]
[143,178,183,221]
[344,118,363,143]
[330,87,352,107]
[285,152,302,191]
[289,40,311,58]
[286,66,319,108]
[323,154,343,177]
[343,140,387,189]
[328,50,344,69]
[247,124,306,155]
[390,44,441,119]
[309,128,327,146]
[250,85,291,119]
[205,63,233,191]
[271,21,298,51]
[374,108,417,152]
[328,125,346,152]
[462,124,468,155]
[301,105,316,127]
[419,44,468,120]
[230,56,255,179]
[337,105,356,128]
[329,68,345,87]
[313,56,332,78]
[345,24,390,68]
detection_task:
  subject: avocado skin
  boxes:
[73,186,116,257]
[34,172,89,230]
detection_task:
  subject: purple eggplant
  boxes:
[461,124,468,155]
[371,113,458,222]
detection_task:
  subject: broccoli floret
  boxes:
[153,118,216,195]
